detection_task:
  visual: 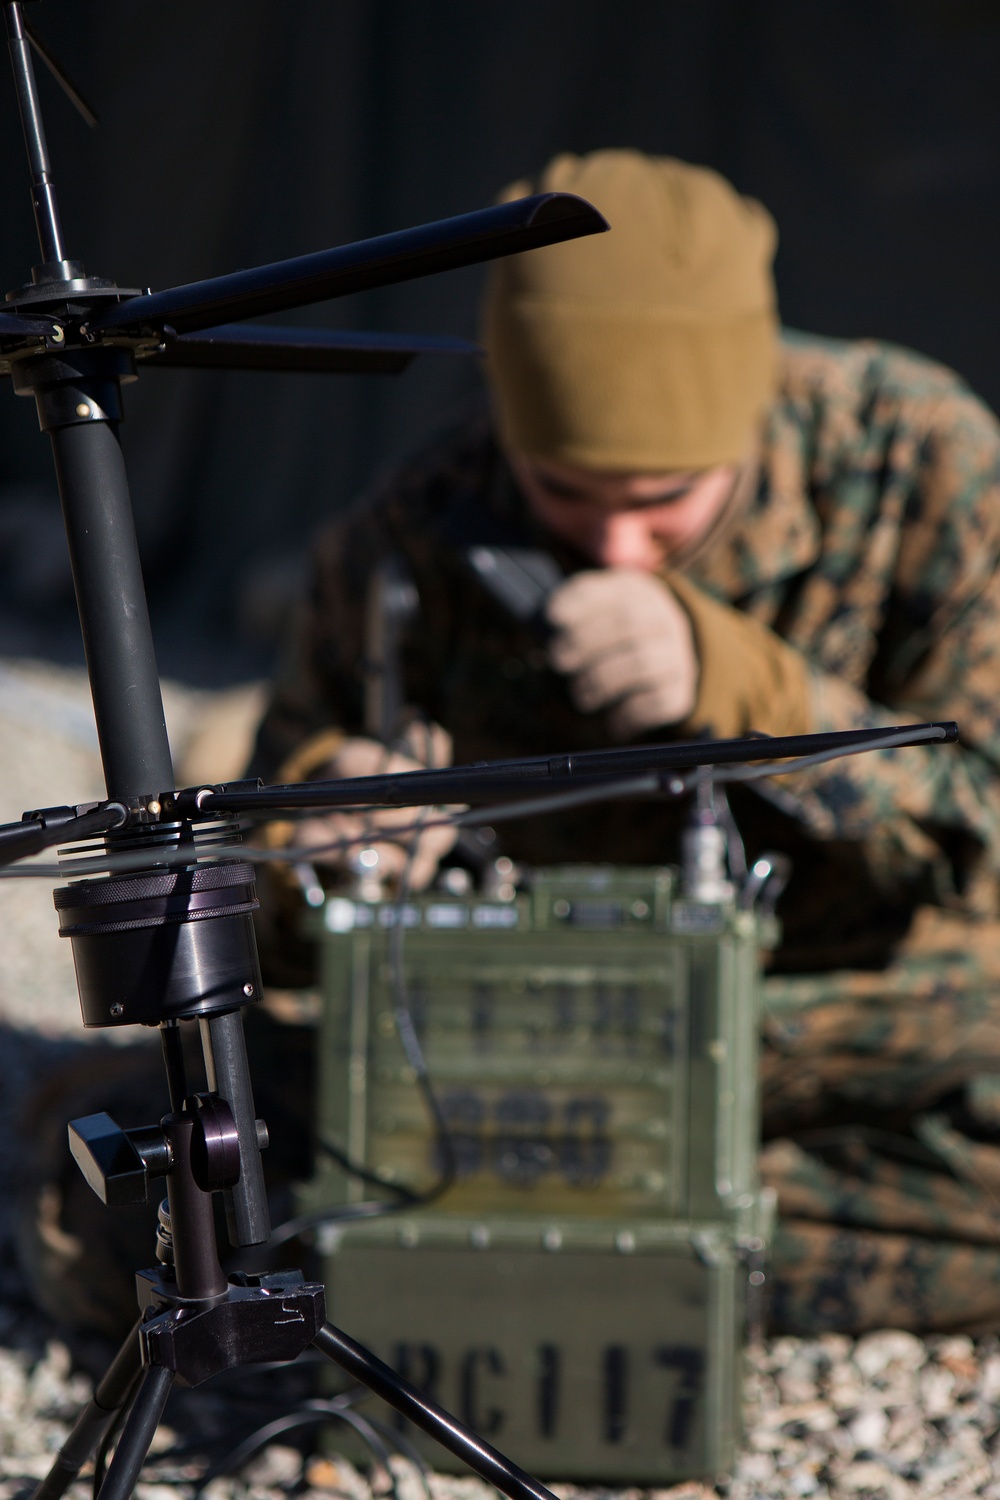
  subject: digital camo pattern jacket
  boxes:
[255,331,1000,1332]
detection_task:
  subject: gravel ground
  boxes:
[2,662,1000,1500]
[2,1332,1000,1500]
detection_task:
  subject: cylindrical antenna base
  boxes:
[54,862,262,1028]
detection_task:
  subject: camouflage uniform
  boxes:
[253,330,1000,1334]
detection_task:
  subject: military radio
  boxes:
[300,805,785,1481]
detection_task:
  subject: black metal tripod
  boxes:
[39,1066,561,1500]
[38,1047,565,1500]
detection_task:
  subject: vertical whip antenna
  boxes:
[4,0,67,269]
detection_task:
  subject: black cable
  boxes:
[264,1197,414,1249]
[350,730,450,1192]
[386,790,458,1199]
[315,1134,420,1202]
[192,1397,413,1500]
[269,730,458,1250]
[213,1405,429,1500]
[356,1409,432,1489]
[334,718,460,1205]
[261,787,464,1500]
[92,1397,131,1500]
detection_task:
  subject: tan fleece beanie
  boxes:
[483,150,779,471]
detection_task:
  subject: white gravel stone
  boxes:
[428,1476,501,1500]
[241,1448,304,1489]
[386,1457,430,1500]
[847,1407,889,1452]
[853,1332,926,1381]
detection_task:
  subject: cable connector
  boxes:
[0,799,127,866]
[158,778,263,820]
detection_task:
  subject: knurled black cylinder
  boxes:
[55,864,262,1027]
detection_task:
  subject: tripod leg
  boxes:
[314,1324,557,1500]
[32,1321,144,1500]
[95,1365,174,1500]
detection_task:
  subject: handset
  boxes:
[463,544,563,634]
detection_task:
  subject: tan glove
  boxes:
[277,723,460,891]
[546,569,699,740]
[546,567,815,742]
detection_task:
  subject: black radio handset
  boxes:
[363,553,421,744]
[361,550,506,885]
[463,543,563,636]
[436,461,566,637]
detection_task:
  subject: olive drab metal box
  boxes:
[304,866,773,1481]
[322,1217,748,1482]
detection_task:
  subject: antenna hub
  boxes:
[54,862,263,1027]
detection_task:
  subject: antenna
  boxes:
[0,8,956,1500]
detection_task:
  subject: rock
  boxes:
[834,1459,910,1499]
[933,1335,979,1387]
[919,1363,957,1420]
[305,1455,371,1500]
[387,1457,430,1500]
[305,1458,346,1490]
[427,1477,499,1500]
[648,1486,717,1500]
[769,1400,840,1435]
[848,1406,889,1452]
[853,1330,926,1380]
[242,1444,305,1489]
[733,1449,777,1484]
[980,1351,1000,1402]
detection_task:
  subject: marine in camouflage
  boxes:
[255,332,1000,945]
[248,329,1000,1335]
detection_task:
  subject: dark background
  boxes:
[0,0,998,681]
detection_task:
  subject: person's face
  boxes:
[511,453,737,572]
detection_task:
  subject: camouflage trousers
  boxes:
[763,906,1000,1335]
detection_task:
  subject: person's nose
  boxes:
[589,511,661,570]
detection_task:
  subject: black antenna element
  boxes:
[141,324,480,376]
[0,7,955,1500]
[91,193,605,336]
[5,0,65,266]
[177,721,959,815]
[24,17,99,127]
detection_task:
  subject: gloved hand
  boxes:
[545,568,698,740]
[287,724,460,890]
